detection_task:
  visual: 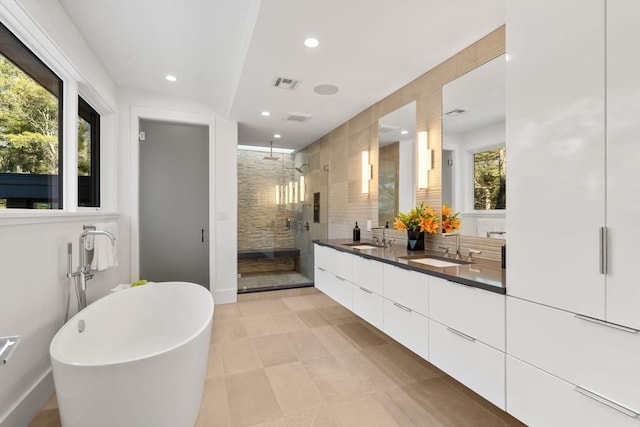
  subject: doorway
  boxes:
[139,119,210,288]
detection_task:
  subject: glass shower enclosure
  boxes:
[236,145,327,293]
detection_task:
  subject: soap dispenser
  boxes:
[353,222,361,242]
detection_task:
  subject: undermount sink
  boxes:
[346,244,381,250]
[398,254,471,267]
[409,258,461,268]
[342,242,384,249]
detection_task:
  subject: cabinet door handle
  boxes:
[599,226,608,275]
[359,286,373,294]
[393,302,412,313]
[574,386,639,418]
[335,275,346,282]
[574,314,639,334]
[317,267,326,272]
[446,327,476,342]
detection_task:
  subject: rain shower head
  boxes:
[263,141,279,161]
[294,163,309,173]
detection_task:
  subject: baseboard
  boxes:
[0,369,54,427]
[213,286,237,305]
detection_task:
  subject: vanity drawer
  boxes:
[329,248,354,282]
[352,284,384,329]
[315,266,353,310]
[429,277,505,350]
[507,297,640,413]
[429,319,505,409]
[314,244,332,270]
[383,264,429,315]
[352,256,384,294]
[383,299,429,360]
[314,266,332,295]
[507,356,640,427]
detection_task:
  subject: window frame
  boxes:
[78,96,100,207]
[0,20,64,209]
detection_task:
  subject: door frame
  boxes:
[130,106,216,295]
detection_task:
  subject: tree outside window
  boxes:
[474,147,506,210]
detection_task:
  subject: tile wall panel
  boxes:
[298,26,505,260]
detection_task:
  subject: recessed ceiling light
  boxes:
[304,38,319,48]
[165,75,177,82]
[400,130,409,135]
[274,134,281,138]
[313,84,339,95]
[261,111,271,117]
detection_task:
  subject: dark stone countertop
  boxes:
[313,239,506,295]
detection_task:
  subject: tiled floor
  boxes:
[30,287,526,427]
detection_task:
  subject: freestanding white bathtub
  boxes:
[50,281,214,427]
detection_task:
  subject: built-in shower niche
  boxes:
[236,146,312,292]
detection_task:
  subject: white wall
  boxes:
[0,2,239,426]
[0,1,121,426]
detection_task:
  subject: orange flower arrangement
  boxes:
[442,203,461,233]
[393,202,440,234]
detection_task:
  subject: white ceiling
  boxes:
[59,0,505,152]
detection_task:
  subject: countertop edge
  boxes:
[313,239,506,295]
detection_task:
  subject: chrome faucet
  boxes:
[443,232,461,260]
[371,226,388,247]
[71,228,117,309]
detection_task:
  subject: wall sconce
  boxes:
[299,176,305,202]
[417,131,432,189]
[275,184,281,205]
[361,150,372,194]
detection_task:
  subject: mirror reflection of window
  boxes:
[473,147,505,210]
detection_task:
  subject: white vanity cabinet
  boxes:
[313,244,507,411]
[507,297,640,416]
[382,264,429,360]
[428,277,506,409]
[351,255,384,329]
[507,0,640,330]
[314,244,354,309]
[507,356,640,427]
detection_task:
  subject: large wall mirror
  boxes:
[378,101,416,226]
[442,54,506,240]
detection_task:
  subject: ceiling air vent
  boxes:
[285,111,312,123]
[445,108,467,116]
[272,76,300,90]
[378,124,398,133]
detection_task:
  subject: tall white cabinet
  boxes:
[605,0,640,330]
[507,0,640,331]
[506,0,606,320]
[506,1,640,425]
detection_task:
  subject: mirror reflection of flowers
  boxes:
[442,203,461,233]
[393,202,440,234]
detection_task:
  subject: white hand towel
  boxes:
[90,222,118,271]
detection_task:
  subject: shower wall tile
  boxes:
[237,149,296,251]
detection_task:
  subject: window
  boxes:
[0,22,63,209]
[78,97,100,207]
[474,147,506,210]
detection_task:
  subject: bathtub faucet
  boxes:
[71,229,117,309]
